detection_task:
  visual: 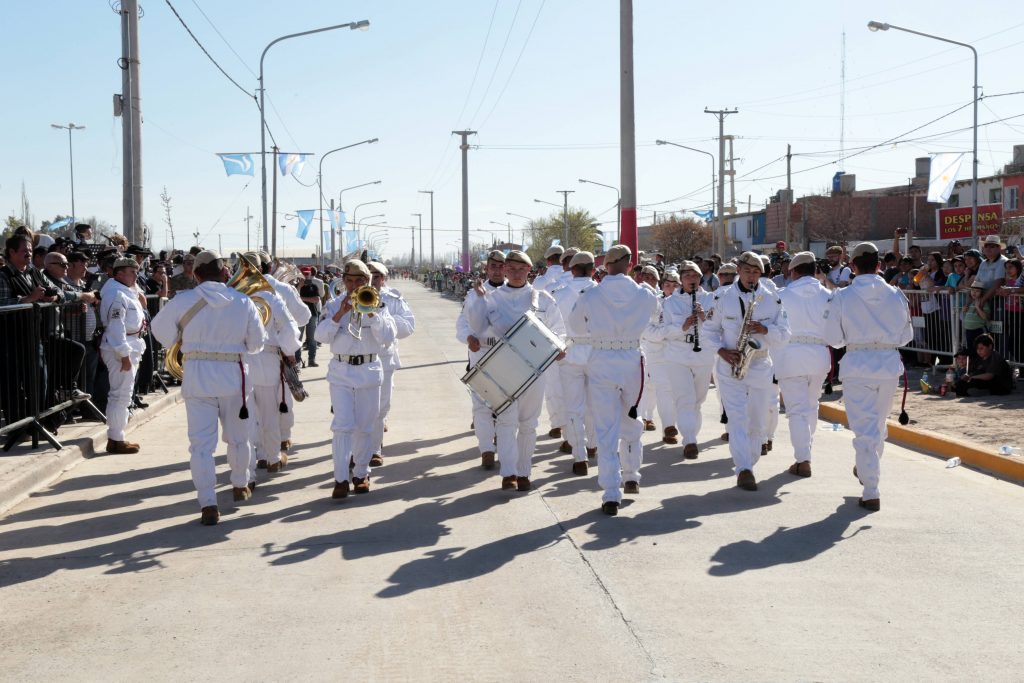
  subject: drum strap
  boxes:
[530,287,540,313]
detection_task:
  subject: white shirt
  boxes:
[533,264,564,292]
[379,285,416,371]
[248,289,302,387]
[151,282,266,398]
[99,280,146,359]
[824,274,913,381]
[827,263,852,287]
[559,276,598,366]
[773,275,833,379]
[464,283,565,343]
[703,279,791,383]
[976,255,1007,289]
[456,279,504,366]
[641,287,668,363]
[314,294,397,388]
[269,276,311,327]
[657,287,718,367]
[568,273,657,360]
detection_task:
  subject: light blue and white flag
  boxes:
[47,217,74,231]
[296,210,315,240]
[927,153,965,204]
[279,153,309,177]
[693,209,714,222]
[345,231,361,253]
[550,238,561,247]
[328,209,346,230]
[601,231,613,252]
[217,153,255,176]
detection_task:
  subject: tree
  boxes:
[525,207,603,263]
[650,214,711,262]
[160,186,175,250]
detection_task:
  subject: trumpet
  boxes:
[347,285,381,339]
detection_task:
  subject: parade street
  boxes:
[2,282,1022,682]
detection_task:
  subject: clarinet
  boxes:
[691,286,702,352]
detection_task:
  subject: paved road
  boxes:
[2,281,1022,681]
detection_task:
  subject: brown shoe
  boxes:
[105,439,140,454]
[682,443,699,460]
[664,425,679,438]
[233,486,252,502]
[332,480,350,499]
[256,459,268,470]
[760,443,768,456]
[586,447,597,460]
[662,431,679,444]
[501,476,517,490]
[643,419,656,431]
[721,432,729,442]
[267,453,289,473]
[352,476,370,494]
[766,439,774,452]
[280,440,291,451]
[248,481,257,493]
[788,461,812,478]
[572,461,588,476]
[736,469,758,491]
[369,453,384,467]
[516,476,531,491]
[200,506,220,526]
[548,427,562,439]
[601,501,619,516]
[481,451,496,470]
[559,440,573,454]
[859,498,880,512]
[623,480,640,495]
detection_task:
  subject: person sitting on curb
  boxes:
[955,334,1014,397]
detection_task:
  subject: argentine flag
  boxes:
[217,153,255,176]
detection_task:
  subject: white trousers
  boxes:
[561,362,595,462]
[371,369,395,456]
[495,376,545,478]
[639,360,675,427]
[279,388,295,441]
[766,383,780,441]
[185,394,254,509]
[329,382,381,482]
[101,348,141,442]
[843,376,898,500]
[779,372,828,463]
[471,390,497,455]
[716,372,772,473]
[543,361,566,430]
[587,357,644,504]
[664,362,713,445]
[252,384,285,473]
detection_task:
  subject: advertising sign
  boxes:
[935,203,1001,240]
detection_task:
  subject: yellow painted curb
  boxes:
[819,402,1024,483]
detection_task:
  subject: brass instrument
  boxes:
[272,261,302,287]
[347,285,381,339]
[731,292,763,380]
[165,258,275,380]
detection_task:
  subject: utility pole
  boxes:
[410,225,416,267]
[418,189,434,266]
[117,2,133,242]
[556,190,574,245]
[245,207,253,251]
[271,146,279,258]
[705,107,738,255]
[785,144,793,248]
[192,229,200,247]
[452,130,476,273]
[116,0,144,245]
[619,0,638,264]
[412,213,423,269]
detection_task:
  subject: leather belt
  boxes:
[590,339,641,350]
[846,342,898,351]
[337,353,377,365]
[184,351,242,362]
[790,335,826,346]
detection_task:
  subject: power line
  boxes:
[477,0,547,130]
[189,0,257,77]
[467,0,524,126]
[164,0,253,101]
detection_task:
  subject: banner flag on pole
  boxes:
[345,231,362,254]
[279,153,310,177]
[927,153,966,204]
[693,209,714,222]
[217,153,255,176]
[47,217,74,231]
[296,210,315,240]
[322,230,332,252]
[328,209,346,230]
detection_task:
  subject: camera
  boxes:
[43,286,60,298]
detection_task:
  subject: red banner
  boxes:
[935,203,1002,240]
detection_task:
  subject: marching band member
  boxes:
[556,250,599,474]
[533,244,567,439]
[533,244,565,292]
[658,261,717,460]
[773,252,833,478]
[241,253,301,478]
[824,242,913,511]
[639,266,679,442]
[544,248,580,454]
[760,254,780,455]
[715,262,737,441]
[456,250,506,469]
[569,245,657,515]
[151,251,266,526]
[368,261,416,467]
[99,257,147,454]
[703,252,791,492]
[465,250,565,492]
[315,260,397,499]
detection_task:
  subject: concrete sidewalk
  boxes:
[1,279,1022,681]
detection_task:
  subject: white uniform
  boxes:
[314,295,397,482]
[465,283,565,480]
[703,280,791,474]
[825,273,913,500]
[455,279,504,456]
[151,283,266,508]
[267,276,311,443]
[639,289,675,431]
[373,285,416,456]
[533,263,564,292]
[535,264,568,432]
[774,276,834,464]
[657,287,718,447]
[569,274,657,503]
[558,275,599,461]
[99,280,147,443]
[248,289,302,473]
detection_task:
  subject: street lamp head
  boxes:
[51,124,63,129]
[867,21,889,32]
[533,199,542,203]
[368,137,379,144]
[351,20,370,31]
[655,139,667,145]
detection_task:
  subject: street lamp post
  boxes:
[356,214,385,250]
[259,19,370,254]
[490,220,512,245]
[654,140,716,242]
[506,211,532,248]
[411,213,423,269]
[50,123,85,220]
[418,190,434,266]
[578,178,620,252]
[318,138,378,267]
[534,197,566,247]
[868,20,979,244]
[351,200,387,245]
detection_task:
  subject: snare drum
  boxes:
[461,310,566,416]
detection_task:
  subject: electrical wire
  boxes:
[164,0,253,101]
[467,0,523,126]
[189,0,258,77]
[476,0,547,131]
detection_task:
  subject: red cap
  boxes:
[776,241,787,249]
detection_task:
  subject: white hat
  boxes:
[678,260,701,275]
[342,259,371,278]
[367,261,388,277]
[194,250,222,268]
[736,251,764,273]
[789,251,816,269]
[662,271,681,283]
[568,251,595,268]
[851,242,879,258]
[506,250,533,267]
[641,265,660,280]
[982,234,1005,247]
[544,245,565,259]
[605,244,631,263]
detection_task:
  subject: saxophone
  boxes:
[731,292,763,380]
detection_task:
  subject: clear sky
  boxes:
[2,0,1021,260]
